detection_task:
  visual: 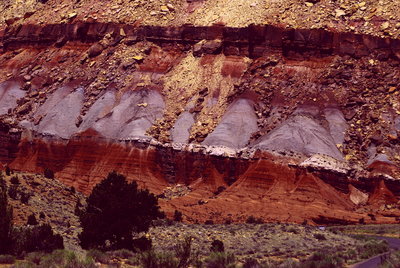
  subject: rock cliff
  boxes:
[0,15,400,224]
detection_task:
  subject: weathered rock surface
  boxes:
[0,81,25,115]
[202,98,258,149]
[0,21,399,224]
[254,114,343,160]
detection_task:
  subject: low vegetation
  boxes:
[13,250,96,268]
[78,171,164,250]
[380,250,400,268]
[0,174,63,257]
[1,170,397,267]
[329,224,400,238]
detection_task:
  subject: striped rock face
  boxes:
[0,19,399,224]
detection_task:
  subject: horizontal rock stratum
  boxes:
[0,20,400,224]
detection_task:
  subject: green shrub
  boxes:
[204,252,236,268]
[133,236,153,252]
[380,250,400,268]
[205,220,214,225]
[13,262,37,268]
[87,249,111,264]
[173,210,183,222]
[10,176,20,185]
[126,255,141,266]
[242,257,259,268]
[210,240,224,253]
[0,254,15,264]
[10,224,64,256]
[39,250,96,268]
[39,250,76,267]
[27,213,38,226]
[141,250,178,268]
[44,168,54,180]
[278,259,299,268]
[8,185,18,200]
[20,192,31,204]
[111,248,135,259]
[175,236,193,268]
[299,253,344,268]
[359,240,389,259]
[246,216,263,224]
[313,233,326,240]
[26,251,45,265]
[213,186,226,196]
[5,166,11,176]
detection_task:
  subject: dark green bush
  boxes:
[210,240,224,253]
[43,168,54,180]
[27,213,38,226]
[246,216,263,224]
[359,240,389,259]
[174,210,183,222]
[133,236,153,252]
[78,171,164,250]
[313,233,326,240]
[8,185,18,200]
[20,191,31,204]
[10,176,20,185]
[10,224,64,256]
[5,166,11,176]
[213,186,226,196]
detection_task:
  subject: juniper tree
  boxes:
[78,171,164,250]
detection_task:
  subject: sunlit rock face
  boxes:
[254,113,343,160]
[35,87,84,139]
[0,22,400,224]
[90,89,165,139]
[202,98,258,149]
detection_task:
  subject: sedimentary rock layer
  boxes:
[0,22,399,224]
[2,23,400,59]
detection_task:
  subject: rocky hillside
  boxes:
[0,0,399,224]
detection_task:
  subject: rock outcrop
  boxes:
[0,21,399,224]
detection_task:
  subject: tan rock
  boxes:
[160,5,169,12]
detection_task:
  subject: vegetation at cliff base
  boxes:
[0,173,63,256]
[78,171,164,250]
[0,176,13,254]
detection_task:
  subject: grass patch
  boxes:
[86,249,111,264]
[14,250,96,268]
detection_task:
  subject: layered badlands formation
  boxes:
[1,0,400,224]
